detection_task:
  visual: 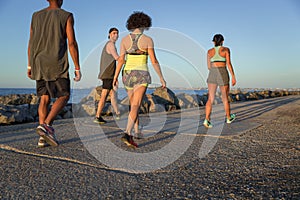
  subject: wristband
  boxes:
[75,69,80,71]
[27,66,31,69]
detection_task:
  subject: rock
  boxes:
[198,94,208,106]
[230,89,242,95]
[72,103,88,117]
[0,104,34,124]
[62,110,73,119]
[0,88,299,125]
[270,90,283,98]
[0,94,37,105]
[245,92,261,100]
[176,93,199,109]
[78,101,96,116]
[152,87,180,110]
[140,95,150,114]
[146,94,165,113]
[75,86,117,117]
[165,104,177,112]
[120,95,150,114]
[234,93,246,101]
[95,86,112,102]
[288,90,300,95]
[79,88,96,104]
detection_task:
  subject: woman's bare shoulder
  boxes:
[221,46,230,51]
[207,48,215,56]
[121,35,130,42]
[141,34,153,41]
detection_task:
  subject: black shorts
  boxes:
[36,78,70,98]
[102,79,114,90]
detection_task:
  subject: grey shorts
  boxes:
[36,78,70,98]
[207,67,229,86]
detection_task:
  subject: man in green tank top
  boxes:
[27,0,81,147]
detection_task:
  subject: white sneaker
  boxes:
[37,137,48,148]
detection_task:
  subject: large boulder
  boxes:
[152,87,180,110]
[146,94,166,113]
[245,92,263,100]
[120,95,150,114]
[74,86,120,117]
[176,93,199,109]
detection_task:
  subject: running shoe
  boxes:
[226,114,236,124]
[121,133,138,148]
[36,124,58,147]
[134,132,144,139]
[93,116,107,124]
[203,119,213,128]
[115,113,121,120]
[37,136,49,148]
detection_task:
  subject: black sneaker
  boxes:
[93,116,107,124]
[134,132,144,139]
[121,133,138,148]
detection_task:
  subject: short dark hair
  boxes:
[109,27,118,34]
[126,11,152,31]
[108,27,118,39]
[212,34,224,46]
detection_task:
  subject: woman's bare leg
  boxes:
[126,85,147,135]
[205,83,218,121]
[219,84,231,119]
[110,89,120,115]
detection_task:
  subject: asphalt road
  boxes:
[1,96,299,199]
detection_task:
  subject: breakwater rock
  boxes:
[0,88,299,125]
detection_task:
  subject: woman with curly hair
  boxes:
[113,11,166,148]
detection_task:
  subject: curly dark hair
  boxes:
[126,11,152,31]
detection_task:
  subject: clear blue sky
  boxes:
[0,0,299,89]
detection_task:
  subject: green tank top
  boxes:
[210,46,226,63]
